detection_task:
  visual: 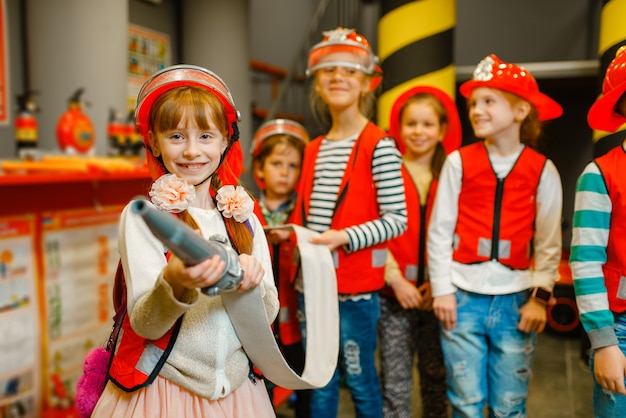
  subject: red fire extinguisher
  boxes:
[107,108,126,156]
[124,109,143,157]
[15,92,39,158]
[56,88,95,154]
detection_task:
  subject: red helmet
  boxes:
[251,119,309,156]
[307,27,382,91]
[134,65,243,184]
[388,85,462,155]
[459,54,562,121]
[587,46,626,132]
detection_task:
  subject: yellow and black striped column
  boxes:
[377,0,456,131]
[594,0,626,157]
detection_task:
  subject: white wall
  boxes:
[26,0,128,157]
[182,0,254,186]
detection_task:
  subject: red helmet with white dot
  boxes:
[460,54,562,121]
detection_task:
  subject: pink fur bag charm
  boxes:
[75,261,127,417]
[75,346,112,418]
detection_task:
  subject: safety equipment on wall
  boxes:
[56,88,96,154]
[15,92,39,157]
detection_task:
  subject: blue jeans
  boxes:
[440,289,536,418]
[590,312,626,418]
[299,292,382,418]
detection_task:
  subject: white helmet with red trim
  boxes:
[135,64,241,141]
[134,64,244,184]
[306,27,382,91]
[251,118,309,156]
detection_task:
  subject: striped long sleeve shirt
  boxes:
[306,135,407,251]
[569,161,618,349]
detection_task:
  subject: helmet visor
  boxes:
[306,43,377,76]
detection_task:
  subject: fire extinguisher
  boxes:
[124,109,143,157]
[15,92,39,158]
[56,88,95,154]
[107,108,125,156]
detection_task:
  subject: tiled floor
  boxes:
[277,331,595,417]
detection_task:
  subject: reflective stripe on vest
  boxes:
[107,249,183,392]
[108,311,183,392]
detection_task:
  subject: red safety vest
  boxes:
[595,145,626,313]
[453,142,546,270]
[293,122,390,294]
[380,165,437,298]
[254,202,302,346]
[107,257,183,392]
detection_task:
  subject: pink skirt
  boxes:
[91,376,276,417]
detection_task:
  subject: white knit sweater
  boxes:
[118,200,279,400]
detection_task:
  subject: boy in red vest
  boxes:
[251,118,310,417]
[428,54,563,417]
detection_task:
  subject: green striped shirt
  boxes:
[569,162,618,349]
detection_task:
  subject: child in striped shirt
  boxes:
[292,27,407,418]
[570,46,626,417]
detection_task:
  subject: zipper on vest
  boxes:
[490,177,505,261]
[417,203,427,286]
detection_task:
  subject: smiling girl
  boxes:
[292,27,407,418]
[379,86,461,418]
[91,65,278,418]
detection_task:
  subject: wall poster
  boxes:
[40,207,122,414]
[127,24,171,113]
[0,215,40,418]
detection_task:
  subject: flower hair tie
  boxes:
[216,185,254,223]
[149,174,196,213]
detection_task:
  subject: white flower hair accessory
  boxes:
[473,56,494,81]
[149,174,196,213]
[216,185,254,223]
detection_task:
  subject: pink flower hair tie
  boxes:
[149,174,196,213]
[216,185,254,223]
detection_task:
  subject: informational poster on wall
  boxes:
[127,23,171,112]
[0,215,40,418]
[40,207,122,413]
